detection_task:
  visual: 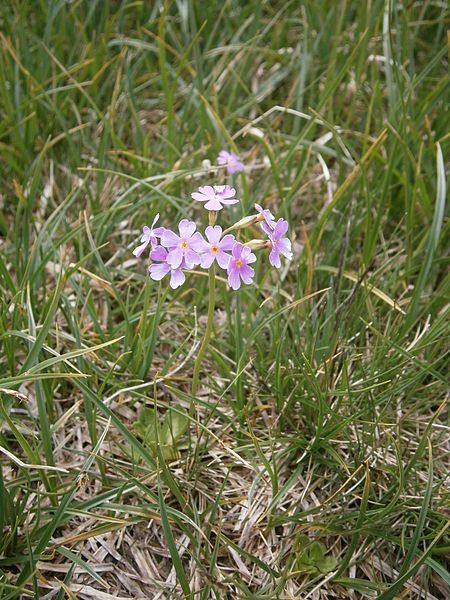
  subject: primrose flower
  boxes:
[197,225,235,269]
[217,150,245,174]
[149,246,186,289]
[191,185,239,211]
[227,242,256,290]
[267,218,292,268]
[160,219,203,269]
[133,214,165,257]
[255,204,276,235]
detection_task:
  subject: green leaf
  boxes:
[317,555,338,574]
[157,477,191,596]
[134,406,158,444]
[161,409,189,447]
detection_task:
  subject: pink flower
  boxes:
[133,214,165,257]
[227,242,256,290]
[160,219,204,269]
[255,203,276,235]
[268,218,292,268]
[149,246,186,289]
[196,225,235,269]
[217,150,245,174]
[191,185,239,211]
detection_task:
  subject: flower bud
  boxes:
[223,214,259,234]
[244,239,270,250]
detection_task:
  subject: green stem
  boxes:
[192,266,216,397]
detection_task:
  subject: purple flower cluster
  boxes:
[217,150,245,174]
[254,204,293,267]
[132,150,292,290]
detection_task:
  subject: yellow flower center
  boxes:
[211,245,219,254]
[180,240,188,250]
[236,259,243,268]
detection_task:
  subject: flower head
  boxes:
[160,219,204,269]
[196,225,235,269]
[267,218,292,268]
[133,214,165,257]
[191,185,239,211]
[149,246,186,289]
[255,203,276,235]
[217,150,245,174]
[227,242,256,290]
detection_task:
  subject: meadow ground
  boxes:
[0,1,449,598]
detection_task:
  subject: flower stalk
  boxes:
[191,264,216,397]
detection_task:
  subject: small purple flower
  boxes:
[191,185,239,211]
[227,242,256,290]
[149,246,186,289]
[268,218,292,268]
[160,219,204,269]
[197,225,235,269]
[133,214,165,257]
[255,203,276,235]
[217,150,245,174]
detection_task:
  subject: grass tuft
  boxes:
[0,1,448,598]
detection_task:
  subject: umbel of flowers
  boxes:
[133,185,292,290]
[133,150,292,395]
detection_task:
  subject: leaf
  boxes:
[398,438,433,577]
[317,555,338,574]
[157,477,191,596]
[134,407,189,460]
[294,535,336,576]
[134,407,158,444]
[310,541,326,562]
[161,409,189,447]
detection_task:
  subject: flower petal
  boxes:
[216,250,231,269]
[274,218,289,237]
[219,185,236,199]
[219,234,235,251]
[170,269,185,289]
[232,242,243,258]
[241,246,257,263]
[260,221,273,235]
[220,197,239,205]
[205,225,222,244]
[191,192,208,202]
[198,185,215,197]
[217,150,229,164]
[278,237,292,259]
[269,248,281,268]
[184,249,200,268]
[133,240,149,257]
[150,213,160,228]
[178,219,196,239]
[228,267,241,290]
[167,247,184,269]
[204,198,224,211]
[152,226,165,238]
[149,262,170,280]
[189,231,207,252]
[161,229,180,248]
[240,264,255,284]
[200,253,215,269]
[150,245,168,261]
[141,226,151,241]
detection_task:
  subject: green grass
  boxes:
[0,1,449,598]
